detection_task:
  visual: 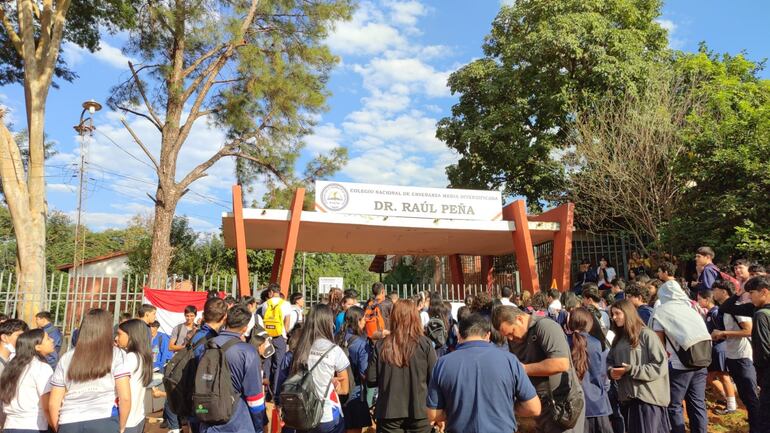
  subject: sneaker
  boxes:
[160,421,168,429]
[714,408,736,415]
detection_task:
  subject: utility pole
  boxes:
[71,100,102,292]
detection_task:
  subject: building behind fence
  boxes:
[0,230,641,348]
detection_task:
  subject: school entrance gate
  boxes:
[222,182,574,298]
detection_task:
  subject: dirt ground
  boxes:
[143,398,750,433]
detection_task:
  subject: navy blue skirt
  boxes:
[621,400,670,433]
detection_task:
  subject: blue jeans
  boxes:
[163,398,181,429]
[608,380,625,433]
[726,357,760,433]
[668,368,707,433]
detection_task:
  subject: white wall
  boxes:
[68,255,129,277]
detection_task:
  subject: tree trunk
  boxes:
[0,96,47,323]
[148,192,178,289]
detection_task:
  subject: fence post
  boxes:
[114,275,124,325]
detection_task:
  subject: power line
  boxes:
[93,128,156,170]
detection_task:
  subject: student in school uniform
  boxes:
[199,305,266,433]
[336,306,372,433]
[0,329,56,433]
[116,319,155,433]
[48,309,132,433]
[34,311,62,369]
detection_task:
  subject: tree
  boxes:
[436,0,668,211]
[564,69,701,253]
[666,47,770,261]
[0,0,133,320]
[109,0,352,287]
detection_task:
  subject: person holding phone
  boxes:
[606,300,670,433]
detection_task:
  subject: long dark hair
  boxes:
[610,300,644,349]
[381,299,423,368]
[428,294,449,328]
[118,319,153,387]
[567,308,594,381]
[337,306,364,345]
[69,308,114,382]
[0,329,46,404]
[291,304,335,375]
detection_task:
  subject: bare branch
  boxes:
[119,118,161,172]
[128,61,164,130]
[176,144,236,191]
[116,105,163,131]
[182,43,227,78]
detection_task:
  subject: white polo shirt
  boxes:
[2,357,53,431]
[50,347,130,425]
[124,352,147,428]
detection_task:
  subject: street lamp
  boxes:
[71,100,102,286]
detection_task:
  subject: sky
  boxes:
[0,0,768,234]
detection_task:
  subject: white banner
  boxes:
[315,181,502,221]
[318,277,343,294]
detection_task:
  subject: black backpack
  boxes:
[665,335,712,369]
[279,346,336,431]
[162,336,210,417]
[426,317,448,348]
[339,335,359,402]
[192,338,241,425]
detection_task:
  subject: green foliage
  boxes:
[0,0,135,87]
[665,47,770,260]
[437,0,668,210]
[290,253,378,289]
[110,0,352,200]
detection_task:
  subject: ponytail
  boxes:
[570,331,589,381]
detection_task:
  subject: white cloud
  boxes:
[385,0,427,29]
[306,123,343,153]
[63,40,134,69]
[327,4,407,55]
[47,183,76,194]
[353,57,451,97]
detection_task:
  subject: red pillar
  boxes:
[480,255,494,290]
[503,200,540,294]
[269,249,283,284]
[232,185,250,297]
[449,254,464,298]
[530,203,575,291]
[278,188,305,298]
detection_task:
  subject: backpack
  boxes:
[279,346,336,431]
[162,336,210,417]
[192,338,241,425]
[426,317,448,349]
[339,335,358,402]
[665,334,712,369]
[264,299,286,338]
[364,301,385,338]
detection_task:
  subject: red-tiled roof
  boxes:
[57,251,129,271]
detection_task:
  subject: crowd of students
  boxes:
[0,247,769,433]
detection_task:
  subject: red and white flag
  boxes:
[142,287,209,335]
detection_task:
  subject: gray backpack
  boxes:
[192,338,240,425]
[279,346,336,430]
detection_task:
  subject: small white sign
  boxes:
[315,181,502,221]
[318,277,343,294]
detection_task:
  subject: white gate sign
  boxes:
[315,181,502,221]
[318,277,343,294]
